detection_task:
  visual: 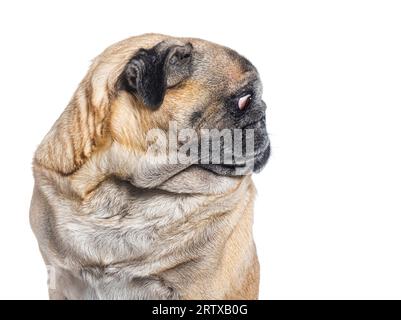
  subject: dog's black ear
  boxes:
[119,42,193,109]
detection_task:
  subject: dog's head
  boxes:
[70,34,269,177]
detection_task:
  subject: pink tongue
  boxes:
[238,94,251,110]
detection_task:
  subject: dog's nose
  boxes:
[238,94,252,110]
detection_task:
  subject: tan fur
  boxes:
[30,34,261,300]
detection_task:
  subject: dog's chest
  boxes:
[53,179,238,299]
[42,175,251,299]
[58,179,233,270]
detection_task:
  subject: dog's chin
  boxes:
[200,144,270,177]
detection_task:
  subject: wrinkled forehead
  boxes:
[186,38,261,94]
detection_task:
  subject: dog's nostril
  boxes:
[238,94,252,110]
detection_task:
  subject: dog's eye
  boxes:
[238,94,252,110]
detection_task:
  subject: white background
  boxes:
[0,0,400,299]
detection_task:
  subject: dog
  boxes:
[30,34,270,299]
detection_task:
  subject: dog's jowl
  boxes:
[30,34,270,300]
